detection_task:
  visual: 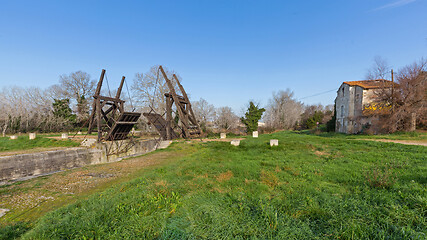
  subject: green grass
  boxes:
[303,130,427,141]
[0,136,79,152]
[0,222,31,240]
[6,131,427,239]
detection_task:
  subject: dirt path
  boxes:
[198,138,245,142]
[0,144,191,224]
[359,139,427,146]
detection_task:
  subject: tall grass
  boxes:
[19,132,427,239]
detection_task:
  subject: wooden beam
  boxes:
[96,97,102,142]
[173,74,201,130]
[88,69,105,134]
[159,66,190,137]
[116,121,138,125]
[116,76,125,99]
[101,109,113,128]
[97,96,124,103]
[166,95,172,140]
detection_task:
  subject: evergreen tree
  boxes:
[326,104,336,132]
[52,98,76,123]
[303,111,324,129]
[241,102,265,133]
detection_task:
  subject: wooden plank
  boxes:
[105,112,141,141]
[97,96,124,103]
[143,112,178,140]
[116,121,138,125]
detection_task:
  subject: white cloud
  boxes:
[372,0,417,11]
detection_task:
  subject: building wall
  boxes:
[362,88,377,104]
[335,84,353,133]
[336,84,382,134]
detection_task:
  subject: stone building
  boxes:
[335,79,396,134]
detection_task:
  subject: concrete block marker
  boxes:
[0,209,10,218]
[231,140,240,146]
[77,131,82,135]
[10,135,18,140]
[252,131,258,138]
[270,139,279,146]
[61,133,69,139]
[220,133,226,139]
[158,141,172,149]
[81,138,97,147]
[29,133,36,140]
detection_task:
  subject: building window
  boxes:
[342,87,344,95]
[340,106,344,117]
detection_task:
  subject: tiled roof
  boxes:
[343,79,398,89]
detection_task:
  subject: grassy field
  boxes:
[311,130,427,141]
[0,136,79,152]
[2,131,426,239]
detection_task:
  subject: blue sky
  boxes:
[0,0,426,113]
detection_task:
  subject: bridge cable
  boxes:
[124,79,134,111]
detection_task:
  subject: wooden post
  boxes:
[166,95,172,140]
[391,69,394,113]
[109,76,126,120]
[88,69,105,134]
[173,74,199,127]
[116,76,125,99]
[96,98,102,142]
[158,66,190,137]
[410,113,416,131]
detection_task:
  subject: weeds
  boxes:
[0,222,31,240]
[365,162,398,189]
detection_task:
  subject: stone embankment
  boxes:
[0,139,165,184]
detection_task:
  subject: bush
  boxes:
[302,111,324,129]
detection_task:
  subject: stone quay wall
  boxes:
[0,139,159,184]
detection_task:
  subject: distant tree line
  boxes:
[4,57,421,136]
[0,65,334,136]
[0,71,97,135]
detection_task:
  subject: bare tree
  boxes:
[132,65,181,114]
[192,98,216,129]
[46,84,67,100]
[264,89,303,129]
[215,107,239,130]
[373,58,426,132]
[60,71,95,121]
[0,86,57,134]
[0,88,12,136]
[365,56,391,80]
[300,104,324,122]
[300,104,334,126]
